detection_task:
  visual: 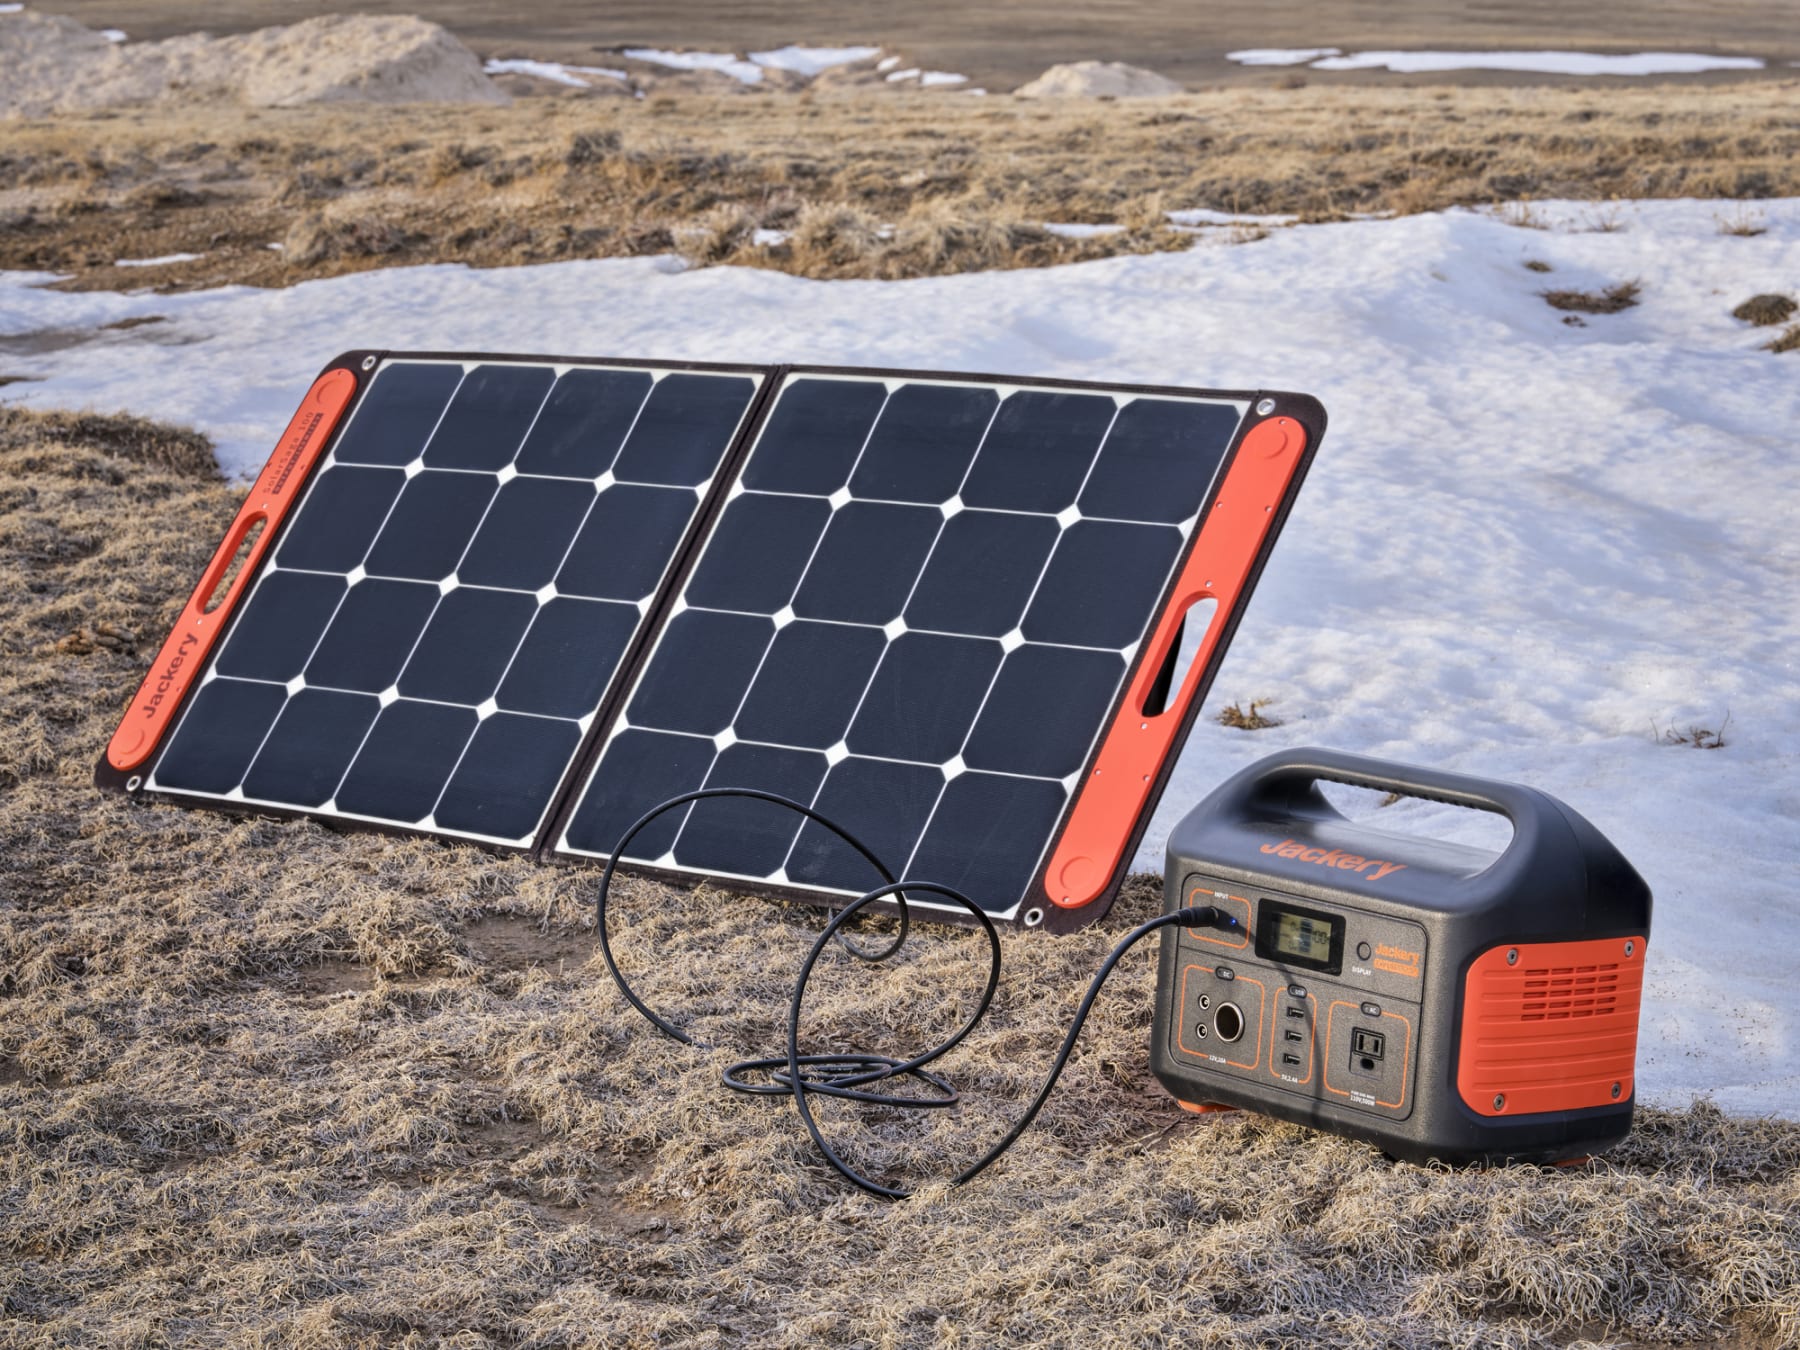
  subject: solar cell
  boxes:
[141,358,762,847]
[554,372,1255,920]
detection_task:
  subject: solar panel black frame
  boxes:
[544,365,1325,931]
[97,351,776,854]
[98,352,1324,933]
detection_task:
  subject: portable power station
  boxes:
[1151,749,1652,1165]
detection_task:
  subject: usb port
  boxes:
[1352,1028,1386,1060]
[1281,1053,1302,1067]
[1284,1028,1304,1044]
[1285,1005,1306,1020]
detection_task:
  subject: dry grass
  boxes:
[2,80,1798,291]
[1765,325,1800,355]
[2,406,1797,1345]
[1654,713,1732,750]
[1734,293,1798,326]
[1216,699,1284,731]
[1542,280,1643,315]
[1717,205,1771,237]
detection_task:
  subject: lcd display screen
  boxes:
[1255,899,1345,973]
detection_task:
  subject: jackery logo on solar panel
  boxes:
[1260,838,1407,882]
[141,632,200,720]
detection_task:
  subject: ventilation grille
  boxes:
[1518,963,1621,1021]
[1459,937,1646,1117]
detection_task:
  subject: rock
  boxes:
[1013,60,1183,98]
[228,15,508,107]
[0,10,507,117]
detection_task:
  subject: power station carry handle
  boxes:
[1231,747,1567,879]
[1243,749,1544,819]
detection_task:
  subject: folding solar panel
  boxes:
[100,353,1323,930]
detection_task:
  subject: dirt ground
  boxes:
[3,80,1797,299]
[1,403,1798,1347]
[37,0,1800,88]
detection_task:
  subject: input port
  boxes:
[1352,1028,1386,1061]
[1213,1002,1245,1043]
[1193,1022,1209,1040]
[1198,993,1211,1011]
[1284,1028,1304,1044]
[1281,1052,1302,1067]
[1285,1004,1306,1020]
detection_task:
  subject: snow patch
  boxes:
[113,252,203,267]
[919,71,968,87]
[1227,47,1343,66]
[1309,49,1765,76]
[623,47,762,84]
[483,57,626,87]
[1042,222,1126,239]
[1166,208,1298,228]
[748,44,881,76]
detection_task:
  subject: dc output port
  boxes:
[1213,1001,1245,1044]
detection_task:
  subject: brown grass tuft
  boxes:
[0,405,216,479]
[1522,259,1553,273]
[1216,698,1283,730]
[674,201,758,267]
[788,199,887,269]
[1764,324,1800,355]
[1542,280,1642,315]
[1733,293,1797,327]
[1717,205,1768,237]
[283,211,417,267]
[1,404,1797,1346]
[1655,712,1731,749]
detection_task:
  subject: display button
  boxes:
[1356,941,1373,961]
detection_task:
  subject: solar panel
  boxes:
[549,369,1318,926]
[104,355,764,848]
[100,354,1321,930]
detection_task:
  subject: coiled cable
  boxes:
[595,787,1242,1198]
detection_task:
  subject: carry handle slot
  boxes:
[105,366,358,773]
[1139,598,1219,718]
[200,514,268,614]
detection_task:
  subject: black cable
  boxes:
[594,788,1243,1199]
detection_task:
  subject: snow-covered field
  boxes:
[3,199,1795,1116]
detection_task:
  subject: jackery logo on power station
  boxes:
[1259,837,1407,882]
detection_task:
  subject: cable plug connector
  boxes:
[1170,904,1243,935]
